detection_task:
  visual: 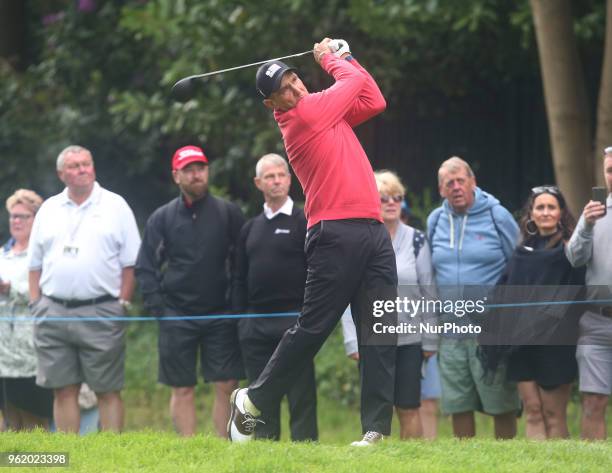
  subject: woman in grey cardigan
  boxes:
[342,170,439,439]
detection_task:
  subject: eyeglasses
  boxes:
[531,185,560,196]
[380,195,403,204]
[9,213,33,221]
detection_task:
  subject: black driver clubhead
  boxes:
[171,77,196,103]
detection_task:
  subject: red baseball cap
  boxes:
[172,145,208,171]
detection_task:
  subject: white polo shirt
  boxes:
[263,196,293,220]
[28,182,141,300]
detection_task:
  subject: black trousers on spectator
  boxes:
[240,333,318,441]
[249,219,398,435]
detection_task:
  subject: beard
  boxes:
[182,181,208,201]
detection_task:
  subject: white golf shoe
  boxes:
[350,431,384,447]
[227,388,263,442]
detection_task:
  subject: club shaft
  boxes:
[186,50,312,80]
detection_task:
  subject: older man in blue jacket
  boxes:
[427,156,520,439]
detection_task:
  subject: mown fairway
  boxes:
[2,431,611,473]
[3,325,611,472]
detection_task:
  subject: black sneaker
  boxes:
[227,388,263,442]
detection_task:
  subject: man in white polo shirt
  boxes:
[27,145,141,433]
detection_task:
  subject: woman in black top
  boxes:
[480,186,585,439]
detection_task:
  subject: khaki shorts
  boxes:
[439,337,520,415]
[33,296,126,393]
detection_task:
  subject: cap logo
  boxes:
[178,149,203,161]
[265,64,282,77]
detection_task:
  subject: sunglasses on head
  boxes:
[531,185,560,196]
[531,185,566,208]
[380,194,403,204]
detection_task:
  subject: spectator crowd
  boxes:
[0,144,611,443]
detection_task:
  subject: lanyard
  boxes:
[67,202,91,244]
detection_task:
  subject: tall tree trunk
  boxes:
[530,0,592,213]
[0,0,26,69]
[595,0,612,185]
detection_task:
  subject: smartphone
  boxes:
[592,187,608,216]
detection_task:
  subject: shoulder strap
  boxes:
[428,209,443,243]
[488,206,503,242]
[413,229,426,260]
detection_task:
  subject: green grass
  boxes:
[120,323,603,441]
[3,322,611,472]
[1,431,611,473]
[121,388,595,442]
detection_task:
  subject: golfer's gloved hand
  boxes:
[330,39,351,58]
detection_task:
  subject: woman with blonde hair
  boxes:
[0,189,53,430]
[342,170,440,439]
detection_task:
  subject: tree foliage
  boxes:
[528,0,612,212]
[0,0,608,238]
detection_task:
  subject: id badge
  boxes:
[63,245,79,257]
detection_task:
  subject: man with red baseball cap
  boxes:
[136,145,245,437]
[171,145,208,170]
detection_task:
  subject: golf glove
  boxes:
[330,39,350,57]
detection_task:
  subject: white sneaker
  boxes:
[350,431,384,447]
[227,388,264,442]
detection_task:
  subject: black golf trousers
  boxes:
[249,219,398,435]
[241,333,318,441]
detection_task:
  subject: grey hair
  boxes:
[255,153,289,178]
[437,156,475,185]
[56,145,93,171]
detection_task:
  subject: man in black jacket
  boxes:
[232,153,318,441]
[135,145,245,437]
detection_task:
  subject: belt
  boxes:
[46,294,116,309]
[340,218,380,224]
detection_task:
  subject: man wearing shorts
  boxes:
[136,145,245,437]
[427,156,520,439]
[566,146,612,440]
[28,145,141,433]
[228,38,398,446]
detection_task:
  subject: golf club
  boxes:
[171,50,312,102]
